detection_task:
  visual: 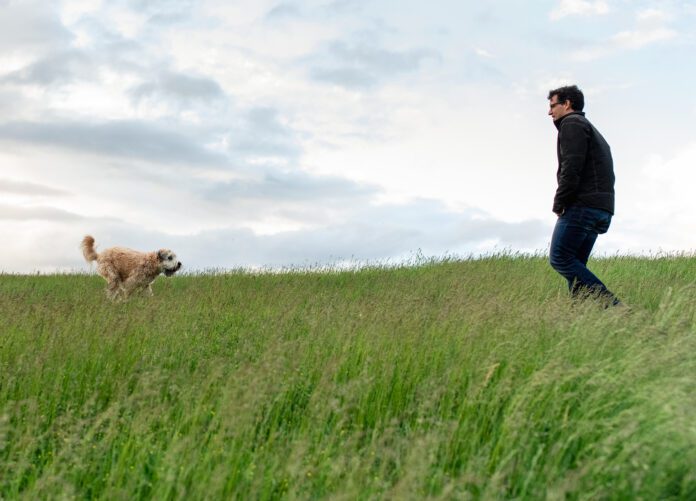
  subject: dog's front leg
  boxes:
[121,277,141,299]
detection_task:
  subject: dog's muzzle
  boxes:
[165,261,182,277]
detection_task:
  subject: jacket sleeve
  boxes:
[553,121,589,214]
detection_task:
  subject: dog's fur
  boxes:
[81,235,182,300]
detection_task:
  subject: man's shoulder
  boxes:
[559,113,591,133]
[561,112,590,125]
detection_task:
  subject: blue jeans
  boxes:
[550,206,619,303]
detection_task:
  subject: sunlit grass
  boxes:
[1,254,695,499]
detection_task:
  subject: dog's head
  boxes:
[157,249,182,276]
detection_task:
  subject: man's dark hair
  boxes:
[548,85,584,111]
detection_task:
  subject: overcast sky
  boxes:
[1,0,695,273]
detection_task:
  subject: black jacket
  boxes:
[553,111,615,215]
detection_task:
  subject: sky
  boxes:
[1,0,695,273]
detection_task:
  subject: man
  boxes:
[547,85,620,306]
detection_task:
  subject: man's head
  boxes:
[548,84,584,121]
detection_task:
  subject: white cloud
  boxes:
[600,143,696,254]
[0,1,72,54]
[0,178,69,197]
[101,5,147,39]
[59,0,103,26]
[636,8,670,23]
[308,40,440,89]
[0,204,86,222]
[571,8,676,60]
[610,26,675,50]
[550,0,609,20]
[640,143,696,230]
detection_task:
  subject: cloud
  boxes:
[456,50,506,82]
[126,0,197,26]
[570,8,676,60]
[0,179,69,197]
[0,204,85,222]
[608,27,675,50]
[636,8,670,23]
[3,0,691,274]
[0,88,30,118]
[311,66,378,90]
[550,0,609,20]
[320,0,366,17]
[265,3,302,21]
[164,203,549,268]
[202,171,376,206]
[2,50,94,86]
[0,120,230,166]
[475,48,494,58]
[309,40,440,89]
[129,70,225,104]
[591,143,696,254]
[228,107,303,161]
[0,124,363,234]
[639,143,696,225]
[0,198,551,273]
[0,1,72,53]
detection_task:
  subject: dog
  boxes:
[81,235,182,300]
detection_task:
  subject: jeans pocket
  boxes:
[564,206,588,228]
[595,215,611,234]
[586,208,611,234]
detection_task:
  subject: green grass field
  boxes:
[1,255,695,500]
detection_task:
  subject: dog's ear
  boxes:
[157,249,167,261]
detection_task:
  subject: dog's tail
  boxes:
[81,235,99,262]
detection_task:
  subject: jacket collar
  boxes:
[554,110,585,130]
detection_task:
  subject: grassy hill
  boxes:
[1,255,695,499]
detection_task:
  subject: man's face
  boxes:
[548,95,573,121]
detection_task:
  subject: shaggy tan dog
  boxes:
[81,235,182,300]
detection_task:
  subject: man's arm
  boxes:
[553,121,589,214]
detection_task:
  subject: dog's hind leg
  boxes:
[99,266,122,301]
[106,274,125,301]
[106,280,122,301]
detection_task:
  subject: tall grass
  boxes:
[1,255,695,499]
